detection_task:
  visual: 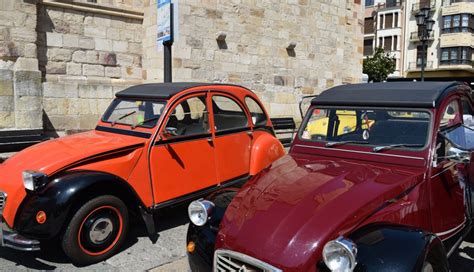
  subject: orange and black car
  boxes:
[0,83,285,265]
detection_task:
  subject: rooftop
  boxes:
[312,82,470,108]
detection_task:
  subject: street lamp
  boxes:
[416,7,434,82]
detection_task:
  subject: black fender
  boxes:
[187,189,238,272]
[14,171,146,240]
[348,225,449,272]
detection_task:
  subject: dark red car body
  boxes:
[186,82,474,271]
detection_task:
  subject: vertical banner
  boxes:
[157,0,172,43]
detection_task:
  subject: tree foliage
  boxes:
[363,47,396,82]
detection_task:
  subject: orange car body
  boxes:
[0,83,284,253]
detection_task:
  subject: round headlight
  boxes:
[188,200,215,226]
[322,236,357,272]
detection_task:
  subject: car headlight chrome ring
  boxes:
[22,170,48,191]
[188,200,215,226]
[322,236,357,272]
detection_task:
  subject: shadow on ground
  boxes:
[0,204,190,270]
[449,242,474,272]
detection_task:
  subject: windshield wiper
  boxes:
[372,143,424,153]
[131,116,161,129]
[325,140,370,147]
[111,111,136,126]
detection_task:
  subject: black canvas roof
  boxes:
[115,82,247,100]
[312,81,470,108]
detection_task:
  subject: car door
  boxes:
[430,98,466,240]
[150,93,217,204]
[210,93,252,183]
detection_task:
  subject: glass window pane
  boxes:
[103,99,166,128]
[212,96,248,131]
[462,14,469,27]
[441,49,449,61]
[453,15,460,27]
[451,48,458,60]
[441,100,461,128]
[244,97,267,127]
[165,96,209,137]
[444,16,451,29]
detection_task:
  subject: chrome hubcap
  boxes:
[89,218,113,244]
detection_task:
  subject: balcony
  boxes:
[440,59,474,67]
[410,31,435,42]
[408,61,434,70]
[412,1,436,14]
[385,0,402,8]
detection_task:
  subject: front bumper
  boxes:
[0,219,40,251]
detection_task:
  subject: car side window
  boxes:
[164,96,209,137]
[437,99,462,163]
[244,97,267,127]
[212,95,248,131]
[462,98,474,127]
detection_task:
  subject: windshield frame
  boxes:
[101,98,167,129]
[297,105,434,152]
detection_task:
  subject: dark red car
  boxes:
[186,82,474,271]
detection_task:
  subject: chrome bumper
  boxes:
[0,192,40,251]
[0,220,40,251]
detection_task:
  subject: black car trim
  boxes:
[155,133,212,146]
[95,125,151,139]
[152,174,249,210]
[215,127,251,137]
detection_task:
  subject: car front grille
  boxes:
[0,192,6,213]
[214,249,282,272]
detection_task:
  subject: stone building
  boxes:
[0,0,363,138]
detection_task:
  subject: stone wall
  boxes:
[37,3,144,134]
[0,0,42,130]
[143,0,364,120]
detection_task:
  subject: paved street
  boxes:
[0,201,472,271]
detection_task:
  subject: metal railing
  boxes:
[410,31,435,41]
[443,0,474,6]
[440,59,474,66]
[412,1,435,13]
[408,61,434,70]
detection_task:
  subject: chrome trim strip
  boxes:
[214,249,282,272]
[436,218,466,238]
[430,163,455,178]
[293,144,425,160]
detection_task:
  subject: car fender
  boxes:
[14,171,144,240]
[348,225,449,272]
[187,189,238,271]
[249,132,285,176]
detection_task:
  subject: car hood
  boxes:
[217,153,425,271]
[1,130,146,176]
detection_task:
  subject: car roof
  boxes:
[115,82,251,100]
[311,81,471,108]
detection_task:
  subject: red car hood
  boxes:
[217,153,425,271]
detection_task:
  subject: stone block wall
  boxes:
[143,0,364,121]
[36,3,144,134]
[0,0,42,130]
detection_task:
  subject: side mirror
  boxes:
[446,147,471,164]
[163,127,178,137]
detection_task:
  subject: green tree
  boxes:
[363,47,396,82]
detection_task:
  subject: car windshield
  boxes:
[300,107,431,149]
[102,99,166,128]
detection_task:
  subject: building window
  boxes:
[440,47,472,66]
[395,12,399,27]
[384,36,392,51]
[394,36,398,51]
[365,0,375,6]
[385,14,393,29]
[364,17,374,34]
[443,14,473,33]
[364,39,374,56]
[416,45,428,67]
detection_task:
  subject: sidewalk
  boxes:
[148,257,189,272]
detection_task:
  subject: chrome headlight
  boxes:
[322,236,357,272]
[188,200,215,226]
[22,171,48,191]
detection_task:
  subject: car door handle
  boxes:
[207,137,213,142]
[246,131,253,136]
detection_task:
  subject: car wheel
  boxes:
[62,195,129,265]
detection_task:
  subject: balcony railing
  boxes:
[443,0,474,6]
[408,61,434,70]
[410,31,435,41]
[440,59,474,66]
[442,27,474,34]
[412,1,435,13]
[385,0,402,8]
